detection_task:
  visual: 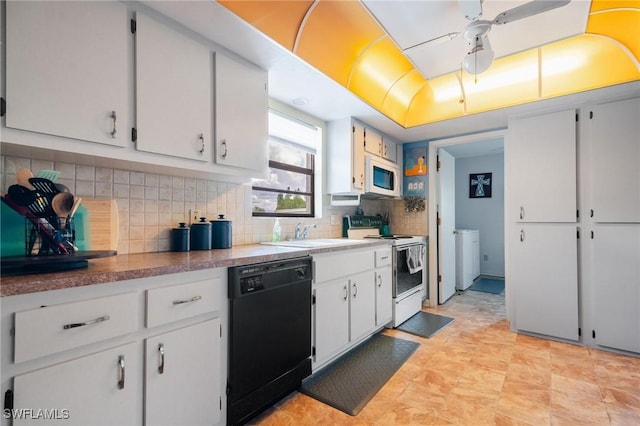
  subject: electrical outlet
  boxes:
[483,254,489,261]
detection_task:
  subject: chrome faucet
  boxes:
[294,222,316,240]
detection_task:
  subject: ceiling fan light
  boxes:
[462,38,494,75]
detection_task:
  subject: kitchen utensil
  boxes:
[170,223,190,252]
[210,214,232,249]
[68,196,82,219]
[190,217,211,250]
[7,185,53,218]
[1,195,68,254]
[36,170,61,182]
[54,183,70,193]
[52,192,74,228]
[16,168,34,189]
[28,177,60,196]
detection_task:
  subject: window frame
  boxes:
[251,108,319,218]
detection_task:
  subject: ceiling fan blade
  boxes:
[459,0,483,21]
[492,0,570,25]
[403,32,460,52]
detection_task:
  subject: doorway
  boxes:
[427,130,506,307]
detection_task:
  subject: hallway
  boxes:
[252,290,640,425]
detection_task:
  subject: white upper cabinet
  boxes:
[214,53,268,174]
[508,109,577,223]
[135,12,212,161]
[5,1,129,147]
[382,136,398,163]
[589,97,640,223]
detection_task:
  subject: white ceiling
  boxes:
[141,1,640,151]
[362,0,592,79]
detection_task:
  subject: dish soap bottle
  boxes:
[272,218,281,242]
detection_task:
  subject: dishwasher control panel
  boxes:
[240,275,264,294]
[228,256,313,298]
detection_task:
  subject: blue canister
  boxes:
[170,223,190,252]
[210,214,232,249]
[190,217,212,250]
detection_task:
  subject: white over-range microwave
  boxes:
[365,155,402,198]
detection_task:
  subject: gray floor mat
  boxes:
[395,311,455,338]
[299,333,419,416]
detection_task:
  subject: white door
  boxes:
[375,267,393,327]
[508,109,577,223]
[592,224,640,353]
[590,97,640,223]
[513,224,579,341]
[438,148,456,303]
[135,12,212,161]
[13,343,138,426]
[314,279,350,367]
[145,319,221,426]
[349,270,377,342]
[352,122,366,191]
[6,1,129,147]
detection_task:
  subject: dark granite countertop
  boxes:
[1,240,390,297]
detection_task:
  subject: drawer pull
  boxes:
[63,315,111,329]
[110,110,117,138]
[158,343,165,374]
[380,256,389,260]
[118,355,125,390]
[172,295,202,305]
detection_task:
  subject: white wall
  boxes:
[455,153,504,277]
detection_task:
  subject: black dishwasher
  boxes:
[227,256,312,425]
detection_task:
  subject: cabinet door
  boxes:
[512,224,579,341]
[214,53,268,173]
[6,1,129,147]
[364,128,383,156]
[590,98,640,223]
[375,268,393,327]
[471,231,480,279]
[592,225,640,353]
[314,279,349,366]
[135,12,212,161]
[382,137,397,163]
[508,109,576,222]
[145,319,221,426]
[350,270,377,342]
[13,343,138,426]
[352,122,366,191]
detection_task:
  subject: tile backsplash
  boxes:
[2,155,427,254]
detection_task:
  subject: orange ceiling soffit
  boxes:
[218,0,640,129]
[218,1,313,51]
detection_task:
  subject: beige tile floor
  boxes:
[251,290,640,425]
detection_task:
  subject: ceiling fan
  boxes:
[406,0,571,75]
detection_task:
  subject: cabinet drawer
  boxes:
[146,279,220,328]
[14,292,138,363]
[375,248,392,268]
[314,249,374,283]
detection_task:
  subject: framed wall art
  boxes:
[469,173,492,198]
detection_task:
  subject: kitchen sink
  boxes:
[261,238,367,248]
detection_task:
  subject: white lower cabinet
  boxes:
[312,246,389,370]
[374,248,392,327]
[13,342,138,426]
[145,319,221,426]
[1,269,226,426]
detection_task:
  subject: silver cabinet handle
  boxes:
[158,343,165,374]
[519,206,525,220]
[118,355,125,390]
[343,284,348,301]
[198,133,205,154]
[63,315,110,329]
[221,139,228,159]
[380,256,389,261]
[520,229,525,242]
[110,111,117,138]
[172,295,202,305]
[353,282,358,298]
[377,274,382,287]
